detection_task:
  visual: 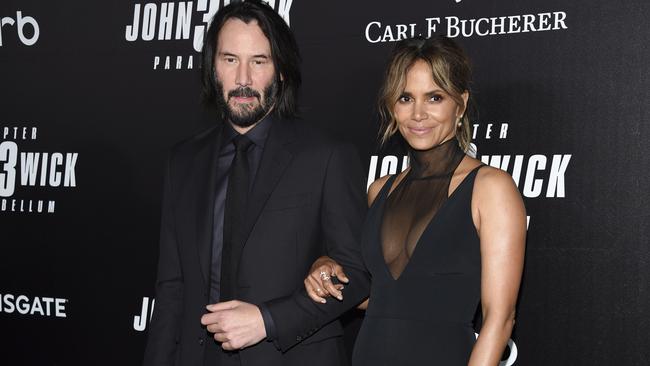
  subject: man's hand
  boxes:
[200,300,267,351]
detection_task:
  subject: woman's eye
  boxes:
[398,95,411,103]
[431,95,442,102]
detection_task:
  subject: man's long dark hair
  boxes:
[201,0,301,119]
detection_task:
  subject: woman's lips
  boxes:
[408,127,432,135]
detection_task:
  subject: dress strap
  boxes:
[379,174,398,197]
[469,163,486,175]
[457,164,486,199]
[464,164,486,185]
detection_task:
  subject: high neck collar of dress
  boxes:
[408,138,465,179]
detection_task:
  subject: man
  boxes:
[142,1,369,365]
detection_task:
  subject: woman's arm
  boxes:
[467,167,526,366]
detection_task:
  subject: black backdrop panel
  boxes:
[1,1,649,365]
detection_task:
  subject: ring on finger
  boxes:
[320,271,331,281]
[316,288,323,293]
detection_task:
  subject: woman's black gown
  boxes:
[352,139,483,365]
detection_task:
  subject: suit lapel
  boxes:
[194,125,224,286]
[232,119,296,267]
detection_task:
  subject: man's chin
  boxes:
[222,94,273,128]
[226,109,266,128]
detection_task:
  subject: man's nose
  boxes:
[235,62,252,87]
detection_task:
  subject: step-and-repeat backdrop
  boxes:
[2,0,649,365]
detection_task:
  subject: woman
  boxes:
[304,36,526,365]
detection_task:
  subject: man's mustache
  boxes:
[228,87,261,100]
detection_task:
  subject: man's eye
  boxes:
[225,57,236,63]
[253,59,266,65]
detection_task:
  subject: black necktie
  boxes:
[220,134,253,301]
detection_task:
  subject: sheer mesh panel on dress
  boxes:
[381,138,465,279]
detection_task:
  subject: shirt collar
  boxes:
[221,114,273,150]
[243,114,273,148]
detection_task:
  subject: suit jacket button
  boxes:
[198,338,204,346]
[296,336,302,342]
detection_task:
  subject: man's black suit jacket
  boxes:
[143,118,370,366]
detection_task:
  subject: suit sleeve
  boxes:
[143,155,184,366]
[264,142,371,352]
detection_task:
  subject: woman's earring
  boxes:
[457,118,462,128]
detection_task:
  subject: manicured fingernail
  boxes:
[321,299,327,304]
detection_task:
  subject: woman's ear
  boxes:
[458,90,470,117]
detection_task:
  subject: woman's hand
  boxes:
[304,256,349,303]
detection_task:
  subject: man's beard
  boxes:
[215,79,278,128]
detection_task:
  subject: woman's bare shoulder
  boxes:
[367,174,392,207]
[473,163,523,208]
[474,164,516,190]
[368,169,410,206]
